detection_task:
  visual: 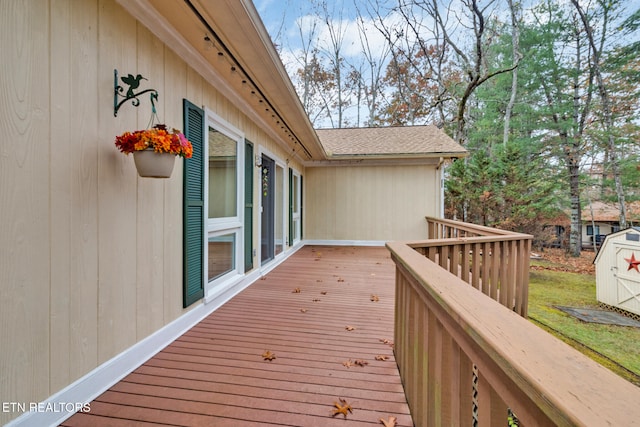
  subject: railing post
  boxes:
[387,239,640,427]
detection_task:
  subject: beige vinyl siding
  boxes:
[0,1,301,423]
[305,164,439,242]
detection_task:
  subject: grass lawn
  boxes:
[529,254,640,385]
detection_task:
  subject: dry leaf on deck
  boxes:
[375,355,389,361]
[379,338,394,347]
[292,287,301,293]
[345,325,356,331]
[370,294,380,302]
[337,278,345,282]
[331,398,353,418]
[353,359,368,367]
[321,291,328,295]
[313,298,321,302]
[379,416,398,426]
[342,359,353,368]
[300,308,307,313]
[262,350,276,361]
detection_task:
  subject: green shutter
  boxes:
[183,99,205,308]
[288,168,293,246]
[244,141,254,272]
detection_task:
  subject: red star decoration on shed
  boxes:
[625,253,640,272]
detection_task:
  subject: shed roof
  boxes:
[593,226,640,264]
[315,126,467,159]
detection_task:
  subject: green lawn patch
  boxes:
[528,269,640,385]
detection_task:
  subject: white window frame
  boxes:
[204,110,244,291]
[291,169,302,244]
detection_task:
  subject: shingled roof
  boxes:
[315,125,467,159]
[582,201,640,222]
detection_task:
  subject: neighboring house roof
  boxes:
[315,126,468,160]
[582,201,640,222]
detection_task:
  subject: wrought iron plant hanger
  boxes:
[113,69,159,117]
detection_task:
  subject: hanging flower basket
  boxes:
[133,149,176,178]
[114,124,193,179]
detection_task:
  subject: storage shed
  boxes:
[594,227,640,317]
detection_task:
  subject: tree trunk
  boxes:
[569,160,582,256]
[571,0,627,228]
[503,0,521,145]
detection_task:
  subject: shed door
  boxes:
[614,245,640,314]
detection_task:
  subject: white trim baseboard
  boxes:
[302,239,387,247]
[5,244,304,427]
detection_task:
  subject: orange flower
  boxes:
[115,125,193,158]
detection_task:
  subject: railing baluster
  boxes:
[472,242,481,290]
[388,225,640,427]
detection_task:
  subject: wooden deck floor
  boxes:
[60,246,413,427]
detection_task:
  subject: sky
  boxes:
[254,0,640,127]
[255,0,640,60]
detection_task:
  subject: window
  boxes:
[587,225,600,236]
[204,113,244,287]
[275,164,284,255]
[208,128,238,220]
[208,233,236,281]
[289,169,302,244]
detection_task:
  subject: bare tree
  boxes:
[318,0,350,128]
[353,6,391,126]
[425,0,520,143]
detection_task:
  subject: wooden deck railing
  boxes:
[387,218,640,426]
[414,217,532,316]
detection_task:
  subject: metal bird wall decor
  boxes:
[113,69,159,117]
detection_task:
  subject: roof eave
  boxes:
[117,0,327,161]
[305,152,468,167]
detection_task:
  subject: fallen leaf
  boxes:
[379,416,398,426]
[375,355,389,361]
[371,294,380,302]
[331,398,353,419]
[353,359,368,367]
[292,287,301,293]
[379,338,394,347]
[337,278,345,282]
[345,325,356,331]
[321,291,328,295]
[262,350,276,361]
[342,359,353,368]
[313,298,321,302]
[300,308,307,313]
[260,276,267,280]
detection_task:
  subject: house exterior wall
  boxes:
[582,222,617,248]
[304,164,440,242]
[0,1,302,423]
